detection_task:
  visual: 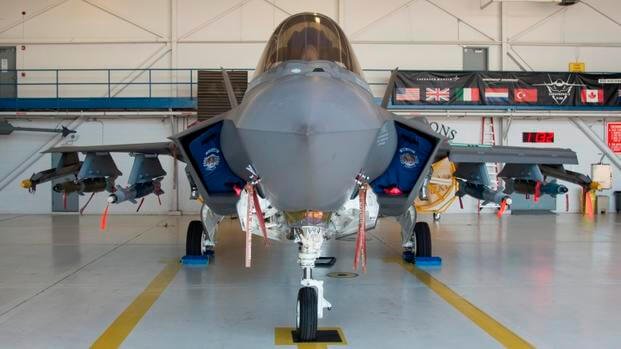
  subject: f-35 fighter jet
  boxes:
[22,13,591,341]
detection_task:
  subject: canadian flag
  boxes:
[581,89,604,104]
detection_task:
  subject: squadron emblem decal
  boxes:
[202,148,221,171]
[399,147,418,169]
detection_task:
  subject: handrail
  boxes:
[0,68,394,99]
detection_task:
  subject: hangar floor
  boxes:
[0,213,619,348]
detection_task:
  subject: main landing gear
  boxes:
[295,226,332,341]
[185,220,214,256]
[402,221,432,263]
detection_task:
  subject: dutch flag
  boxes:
[484,88,509,103]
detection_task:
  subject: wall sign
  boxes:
[392,71,621,107]
[429,121,458,140]
[607,122,621,153]
[522,132,554,143]
[569,62,585,73]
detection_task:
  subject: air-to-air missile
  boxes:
[504,179,568,197]
[107,179,164,204]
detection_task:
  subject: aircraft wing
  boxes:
[415,141,591,215]
[440,143,578,165]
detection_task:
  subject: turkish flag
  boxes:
[581,89,604,104]
[514,88,538,103]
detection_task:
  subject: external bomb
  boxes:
[52,177,113,195]
[21,152,82,192]
[456,179,512,205]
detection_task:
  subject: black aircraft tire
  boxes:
[186,220,204,256]
[414,222,432,257]
[296,287,318,342]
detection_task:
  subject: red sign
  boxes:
[608,122,621,153]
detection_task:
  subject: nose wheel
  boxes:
[296,287,318,341]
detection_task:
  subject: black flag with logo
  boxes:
[392,71,621,107]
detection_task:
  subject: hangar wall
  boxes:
[1,0,620,214]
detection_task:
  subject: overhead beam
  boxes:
[81,0,166,38]
[0,0,71,35]
[177,0,252,40]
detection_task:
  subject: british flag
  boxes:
[425,88,450,102]
[395,87,420,102]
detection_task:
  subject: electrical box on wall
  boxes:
[592,164,612,189]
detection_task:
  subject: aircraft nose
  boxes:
[233,75,384,211]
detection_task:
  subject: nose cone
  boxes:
[233,74,384,211]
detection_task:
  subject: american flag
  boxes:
[426,88,450,102]
[395,87,420,101]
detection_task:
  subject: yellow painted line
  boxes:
[390,258,534,348]
[275,327,347,348]
[91,260,181,348]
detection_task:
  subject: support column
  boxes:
[500,2,507,71]
[170,0,178,97]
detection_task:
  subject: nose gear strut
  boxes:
[295,225,332,341]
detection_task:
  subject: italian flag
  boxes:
[456,88,480,102]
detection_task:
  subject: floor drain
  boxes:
[327,272,358,278]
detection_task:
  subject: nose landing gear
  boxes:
[295,226,332,341]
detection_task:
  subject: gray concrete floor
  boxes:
[0,213,619,348]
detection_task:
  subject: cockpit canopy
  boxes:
[255,13,362,76]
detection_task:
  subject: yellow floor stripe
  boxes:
[394,258,534,348]
[91,261,181,348]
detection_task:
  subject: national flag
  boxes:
[514,88,538,103]
[484,88,509,103]
[425,88,450,102]
[581,89,604,104]
[456,88,480,102]
[395,87,420,102]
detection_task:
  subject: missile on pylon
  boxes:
[505,179,568,197]
[107,179,164,204]
[456,179,512,206]
[107,154,167,205]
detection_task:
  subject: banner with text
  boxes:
[392,71,621,107]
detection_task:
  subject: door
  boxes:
[51,153,79,212]
[463,47,488,71]
[0,47,16,98]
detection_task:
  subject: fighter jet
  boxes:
[21,13,592,341]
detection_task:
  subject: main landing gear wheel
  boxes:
[186,220,206,256]
[414,221,432,257]
[296,287,318,342]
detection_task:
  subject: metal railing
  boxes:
[0,68,392,99]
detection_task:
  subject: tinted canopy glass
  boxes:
[256,13,362,76]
